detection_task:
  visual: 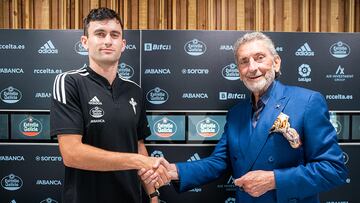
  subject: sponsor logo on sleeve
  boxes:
[0,86,22,104]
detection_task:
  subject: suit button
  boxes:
[268,156,274,163]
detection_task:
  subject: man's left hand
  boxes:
[234,170,276,197]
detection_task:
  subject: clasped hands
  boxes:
[138,157,178,189]
[138,157,275,197]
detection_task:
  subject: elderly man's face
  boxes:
[236,40,281,95]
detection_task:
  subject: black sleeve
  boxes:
[137,88,151,140]
[50,74,84,138]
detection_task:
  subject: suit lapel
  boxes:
[242,82,290,173]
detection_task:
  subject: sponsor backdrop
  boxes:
[0,30,359,202]
[0,144,357,203]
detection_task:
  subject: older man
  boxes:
[141,32,348,203]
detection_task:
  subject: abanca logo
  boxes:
[184,39,207,56]
[1,174,23,191]
[153,117,177,137]
[19,117,43,137]
[196,118,220,137]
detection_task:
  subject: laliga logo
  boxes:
[330,41,350,58]
[118,63,134,80]
[225,197,236,203]
[1,174,23,191]
[184,39,207,56]
[196,117,220,137]
[0,86,22,104]
[74,41,88,56]
[222,63,239,80]
[19,117,43,137]
[154,117,177,137]
[146,87,168,105]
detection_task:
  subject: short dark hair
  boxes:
[83,7,124,36]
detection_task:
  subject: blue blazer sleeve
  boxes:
[175,122,231,192]
[274,92,348,201]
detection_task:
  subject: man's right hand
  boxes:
[138,161,179,188]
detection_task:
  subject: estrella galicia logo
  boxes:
[74,41,88,56]
[330,41,350,58]
[1,174,23,191]
[117,63,134,80]
[222,63,239,80]
[19,117,43,137]
[184,39,207,56]
[89,107,105,118]
[330,119,342,135]
[154,117,177,138]
[0,86,22,104]
[40,198,58,203]
[146,87,168,105]
[196,118,220,137]
[343,152,349,165]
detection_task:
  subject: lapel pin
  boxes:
[275,104,281,109]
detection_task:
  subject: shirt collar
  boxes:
[250,80,277,109]
[86,66,120,89]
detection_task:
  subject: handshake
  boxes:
[137,156,177,189]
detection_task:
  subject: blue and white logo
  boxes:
[330,41,350,58]
[151,150,164,158]
[40,198,58,203]
[118,63,134,80]
[225,197,236,203]
[222,63,239,80]
[1,174,23,191]
[298,64,311,82]
[0,86,22,104]
[295,43,314,56]
[184,39,207,56]
[146,87,169,105]
[74,41,88,55]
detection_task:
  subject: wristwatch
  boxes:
[149,189,160,198]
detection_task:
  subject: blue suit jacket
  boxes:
[176,81,348,203]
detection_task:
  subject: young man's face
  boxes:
[236,40,281,95]
[81,19,126,66]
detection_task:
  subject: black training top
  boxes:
[50,66,151,203]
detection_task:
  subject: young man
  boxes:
[51,8,169,203]
[140,32,348,203]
